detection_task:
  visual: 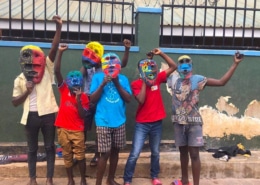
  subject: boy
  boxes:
[168,53,243,185]
[123,48,177,185]
[54,44,89,185]
[12,15,62,185]
[90,52,132,185]
[81,39,131,167]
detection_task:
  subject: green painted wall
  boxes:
[0,7,259,149]
[0,47,256,142]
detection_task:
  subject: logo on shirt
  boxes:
[105,82,120,103]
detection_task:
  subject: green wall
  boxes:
[1,7,260,149]
[0,46,256,143]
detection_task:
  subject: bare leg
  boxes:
[106,147,120,185]
[95,152,110,185]
[189,146,200,185]
[78,159,87,185]
[66,167,75,185]
[179,146,190,185]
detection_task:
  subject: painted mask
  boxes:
[177,55,193,79]
[138,59,158,86]
[82,41,104,69]
[65,70,83,91]
[19,45,46,84]
[101,53,121,78]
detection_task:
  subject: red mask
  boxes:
[19,45,46,84]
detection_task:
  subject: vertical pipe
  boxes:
[251,0,256,47]
[222,0,227,47]
[232,1,238,47]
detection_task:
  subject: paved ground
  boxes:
[1,177,260,185]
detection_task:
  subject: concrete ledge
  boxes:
[1,152,260,179]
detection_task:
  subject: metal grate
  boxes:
[0,0,135,45]
[160,0,260,50]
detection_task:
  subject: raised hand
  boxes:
[123,39,131,49]
[152,48,162,55]
[234,51,244,64]
[58,43,68,53]
[52,15,62,28]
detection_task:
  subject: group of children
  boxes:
[12,15,244,185]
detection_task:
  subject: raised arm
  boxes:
[135,80,146,105]
[48,15,62,62]
[112,77,131,103]
[54,44,68,86]
[206,52,243,86]
[152,48,177,77]
[121,39,131,68]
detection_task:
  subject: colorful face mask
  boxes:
[19,45,46,84]
[138,59,158,86]
[101,53,121,78]
[82,41,104,69]
[177,55,193,79]
[65,70,83,91]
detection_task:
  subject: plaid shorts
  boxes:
[96,124,126,153]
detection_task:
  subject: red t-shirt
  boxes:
[55,82,89,131]
[131,71,167,123]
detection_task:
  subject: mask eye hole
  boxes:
[23,53,30,58]
[179,59,191,64]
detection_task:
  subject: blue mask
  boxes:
[65,70,83,90]
[177,56,193,79]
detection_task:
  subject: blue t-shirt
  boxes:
[90,73,132,128]
[167,74,207,125]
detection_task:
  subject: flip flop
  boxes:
[90,156,99,167]
[170,180,192,185]
[152,178,162,185]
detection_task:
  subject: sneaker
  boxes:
[152,178,162,185]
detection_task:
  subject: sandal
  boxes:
[152,178,162,185]
[170,180,192,185]
[90,156,99,167]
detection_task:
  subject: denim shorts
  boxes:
[174,123,204,147]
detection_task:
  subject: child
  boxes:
[123,48,177,185]
[12,15,62,185]
[89,52,132,185]
[81,39,131,167]
[168,52,243,185]
[54,44,89,185]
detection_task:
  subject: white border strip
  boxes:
[1,40,260,56]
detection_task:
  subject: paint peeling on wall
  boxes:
[244,100,260,119]
[200,105,260,139]
[161,62,260,139]
[215,96,239,116]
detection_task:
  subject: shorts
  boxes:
[96,124,126,153]
[57,128,85,168]
[174,123,204,147]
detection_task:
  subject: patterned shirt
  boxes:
[167,74,207,125]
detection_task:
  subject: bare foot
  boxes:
[106,179,121,185]
[46,177,53,185]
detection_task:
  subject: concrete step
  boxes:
[1,151,259,179]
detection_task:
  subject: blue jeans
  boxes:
[123,120,162,183]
